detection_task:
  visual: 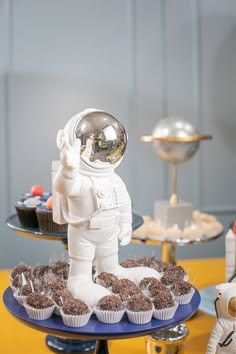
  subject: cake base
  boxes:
[46,336,96,353]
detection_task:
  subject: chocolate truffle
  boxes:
[139,277,160,291]
[97,295,123,311]
[25,293,54,309]
[11,265,30,279]
[120,259,140,268]
[119,286,141,302]
[62,298,89,316]
[32,265,51,278]
[112,278,137,294]
[127,293,153,312]
[52,288,74,307]
[96,272,118,288]
[19,282,41,296]
[171,280,192,296]
[152,292,175,310]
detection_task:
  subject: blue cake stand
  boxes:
[5,212,143,353]
[3,287,200,354]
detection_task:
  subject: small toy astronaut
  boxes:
[52,108,160,306]
[206,283,236,353]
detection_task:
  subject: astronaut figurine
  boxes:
[52,108,161,306]
[206,283,236,354]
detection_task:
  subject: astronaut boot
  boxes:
[96,253,162,285]
[67,258,111,307]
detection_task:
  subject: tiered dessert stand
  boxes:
[4,212,201,354]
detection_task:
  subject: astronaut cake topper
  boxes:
[207,283,236,353]
[52,108,161,306]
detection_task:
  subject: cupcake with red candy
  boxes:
[36,196,67,234]
[15,185,46,228]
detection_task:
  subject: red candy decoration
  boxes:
[233,220,236,235]
[46,196,53,210]
[31,185,44,196]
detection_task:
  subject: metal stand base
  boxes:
[46,336,96,353]
[146,324,189,354]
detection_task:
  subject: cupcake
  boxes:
[60,298,92,327]
[15,197,42,228]
[94,295,125,323]
[152,291,178,320]
[126,293,153,324]
[23,293,55,320]
[171,280,195,304]
[36,197,67,234]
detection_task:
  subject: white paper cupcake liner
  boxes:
[23,302,55,320]
[126,306,154,324]
[153,301,178,320]
[94,307,125,323]
[60,308,92,327]
[53,304,62,316]
[13,292,27,306]
[174,287,195,305]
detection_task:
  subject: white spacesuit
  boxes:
[207,283,236,354]
[53,109,161,306]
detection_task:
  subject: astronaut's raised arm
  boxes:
[53,163,82,197]
[54,129,82,197]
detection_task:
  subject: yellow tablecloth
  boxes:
[0,258,225,354]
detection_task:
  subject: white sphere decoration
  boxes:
[152,117,200,164]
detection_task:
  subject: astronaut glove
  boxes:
[57,129,81,170]
[118,224,132,246]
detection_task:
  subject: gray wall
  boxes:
[1,0,236,269]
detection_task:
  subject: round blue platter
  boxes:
[3,287,200,340]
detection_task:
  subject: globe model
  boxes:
[152,117,200,164]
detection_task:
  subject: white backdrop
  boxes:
[1,0,236,269]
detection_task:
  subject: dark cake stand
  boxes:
[3,286,200,354]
